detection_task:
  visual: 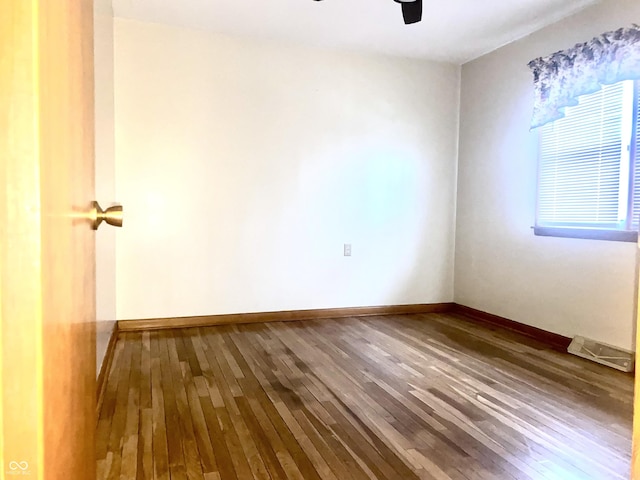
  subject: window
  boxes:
[534,80,640,242]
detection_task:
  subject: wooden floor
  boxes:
[96,313,633,480]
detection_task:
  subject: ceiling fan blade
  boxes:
[401,0,422,24]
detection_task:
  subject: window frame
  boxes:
[533,80,640,243]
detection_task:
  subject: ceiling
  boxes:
[112,0,600,64]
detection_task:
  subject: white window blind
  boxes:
[632,86,640,229]
[536,80,639,238]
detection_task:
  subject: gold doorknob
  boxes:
[91,201,123,230]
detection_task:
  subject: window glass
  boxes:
[535,80,639,241]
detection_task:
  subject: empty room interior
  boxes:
[93,0,640,478]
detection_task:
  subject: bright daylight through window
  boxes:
[535,80,640,241]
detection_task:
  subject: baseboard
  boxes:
[116,302,571,352]
[117,303,454,332]
[96,322,119,417]
[451,304,572,351]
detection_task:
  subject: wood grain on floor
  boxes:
[96,313,633,480]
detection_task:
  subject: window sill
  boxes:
[533,226,638,242]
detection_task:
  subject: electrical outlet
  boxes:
[344,244,352,256]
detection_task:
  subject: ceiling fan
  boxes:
[393,0,422,24]
[313,0,422,25]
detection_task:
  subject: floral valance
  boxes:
[528,25,640,129]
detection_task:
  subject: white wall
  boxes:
[114,19,460,320]
[455,0,639,350]
[95,0,116,372]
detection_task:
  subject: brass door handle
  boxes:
[91,201,123,230]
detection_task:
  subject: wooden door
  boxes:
[0,1,97,479]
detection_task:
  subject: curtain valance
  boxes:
[528,25,640,129]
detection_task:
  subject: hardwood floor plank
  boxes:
[235,395,290,480]
[292,408,372,480]
[97,313,633,480]
[137,332,153,480]
[158,331,188,480]
[199,330,255,480]
[182,337,219,476]
[199,394,239,480]
[97,337,124,461]
[261,324,420,480]
[166,335,205,479]
[226,328,372,480]
[227,331,308,480]
[217,326,323,480]
[105,332,134,480]
[275,322,450,479]
[209,333,271,480]
[149,332,170,480]
[119,333,142,480]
